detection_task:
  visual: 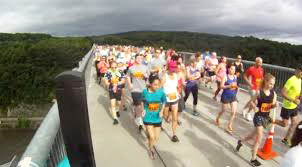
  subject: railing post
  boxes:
[55,71,96,167]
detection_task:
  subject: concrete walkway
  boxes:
[87,65,297,167]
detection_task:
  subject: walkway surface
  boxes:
[87,65,300,167]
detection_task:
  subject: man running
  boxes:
[243,57,264,121]
[275,65,302,146]
[127,54,149,131]
[148,49,166,78]
[104,61,126,125]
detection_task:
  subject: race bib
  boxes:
[111,76,119,84]
[256,78,262,88]
[133,71,144,79]
[148,103,160,111]
[261,103,272,112]
[168,93,177,100]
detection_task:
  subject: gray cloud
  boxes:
[1,0,302,44]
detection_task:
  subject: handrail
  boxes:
[17,44,96,167]
[178,51,296,98]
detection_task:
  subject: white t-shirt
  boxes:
[280,144,302,167]
[196,60,204,70]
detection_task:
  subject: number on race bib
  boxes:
[148,103,160,111]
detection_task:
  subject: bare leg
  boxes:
[216,103,227,126]
[171,104,179,136]
[146,125,156,159]
[228,101,237,130]
[285,116,299,140]
[111,99,117,119]
[252,126,263,160]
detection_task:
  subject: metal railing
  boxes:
[16,44,96,167]
[178,52,296,97]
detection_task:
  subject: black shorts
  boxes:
[109,89,122,101]
[120,84,125,89]
[144,122,162,127]
[100,73,105,78]
[253,113,272,129]
[131,92,143,106]
[280,107,298,120]
[208,71,215,77]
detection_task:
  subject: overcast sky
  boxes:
[1,0,302,45]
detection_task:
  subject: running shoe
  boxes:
[242,110,246,118]
[250,159,261,166]
[149,149,155,160]
[117,111,120,118]
[236,140,242,152]
[281,138,291,147]
[192,111,200,116]
[246,113,253,121]
[171,135,179,142]
[113,119,119,125]
[139,125,144,132]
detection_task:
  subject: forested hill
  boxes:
[0,33,93,113]
[91,31,302,68]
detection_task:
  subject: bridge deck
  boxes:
[87,65,298,167]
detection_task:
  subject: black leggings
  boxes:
[184,84,198,105]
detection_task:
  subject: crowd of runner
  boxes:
[93,45,302,166]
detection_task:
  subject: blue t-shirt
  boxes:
[142,88,166,123]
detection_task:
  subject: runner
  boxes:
[104,61,126,125]
[205,52,219,89]
[215,64,238,133]
[243,57,264,121]
[213,56,227,101]
[236,73,278,167]
[97,56,108,86]
[184,58,201,116]
[117,61,127,111]
[162,60,180,142]
[148,48,166,78]
[127,54,149,131]
[275,65,302,146]
[233,55,244,78]
[142,74,166,159]
[94,54,101,81]
[195,52,205,86]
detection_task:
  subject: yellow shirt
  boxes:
[283,75,301,109]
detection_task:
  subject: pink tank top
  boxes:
[217,64,227,81]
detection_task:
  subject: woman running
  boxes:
[236,73,277,166]
[162,60,180,142]
[142,74,166,159]
[97,56,108,86]
[213,56,227,101]
[215,64,238,133]
[234,55,244,78]
[104,61,126,125]
[184,58,201,116]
